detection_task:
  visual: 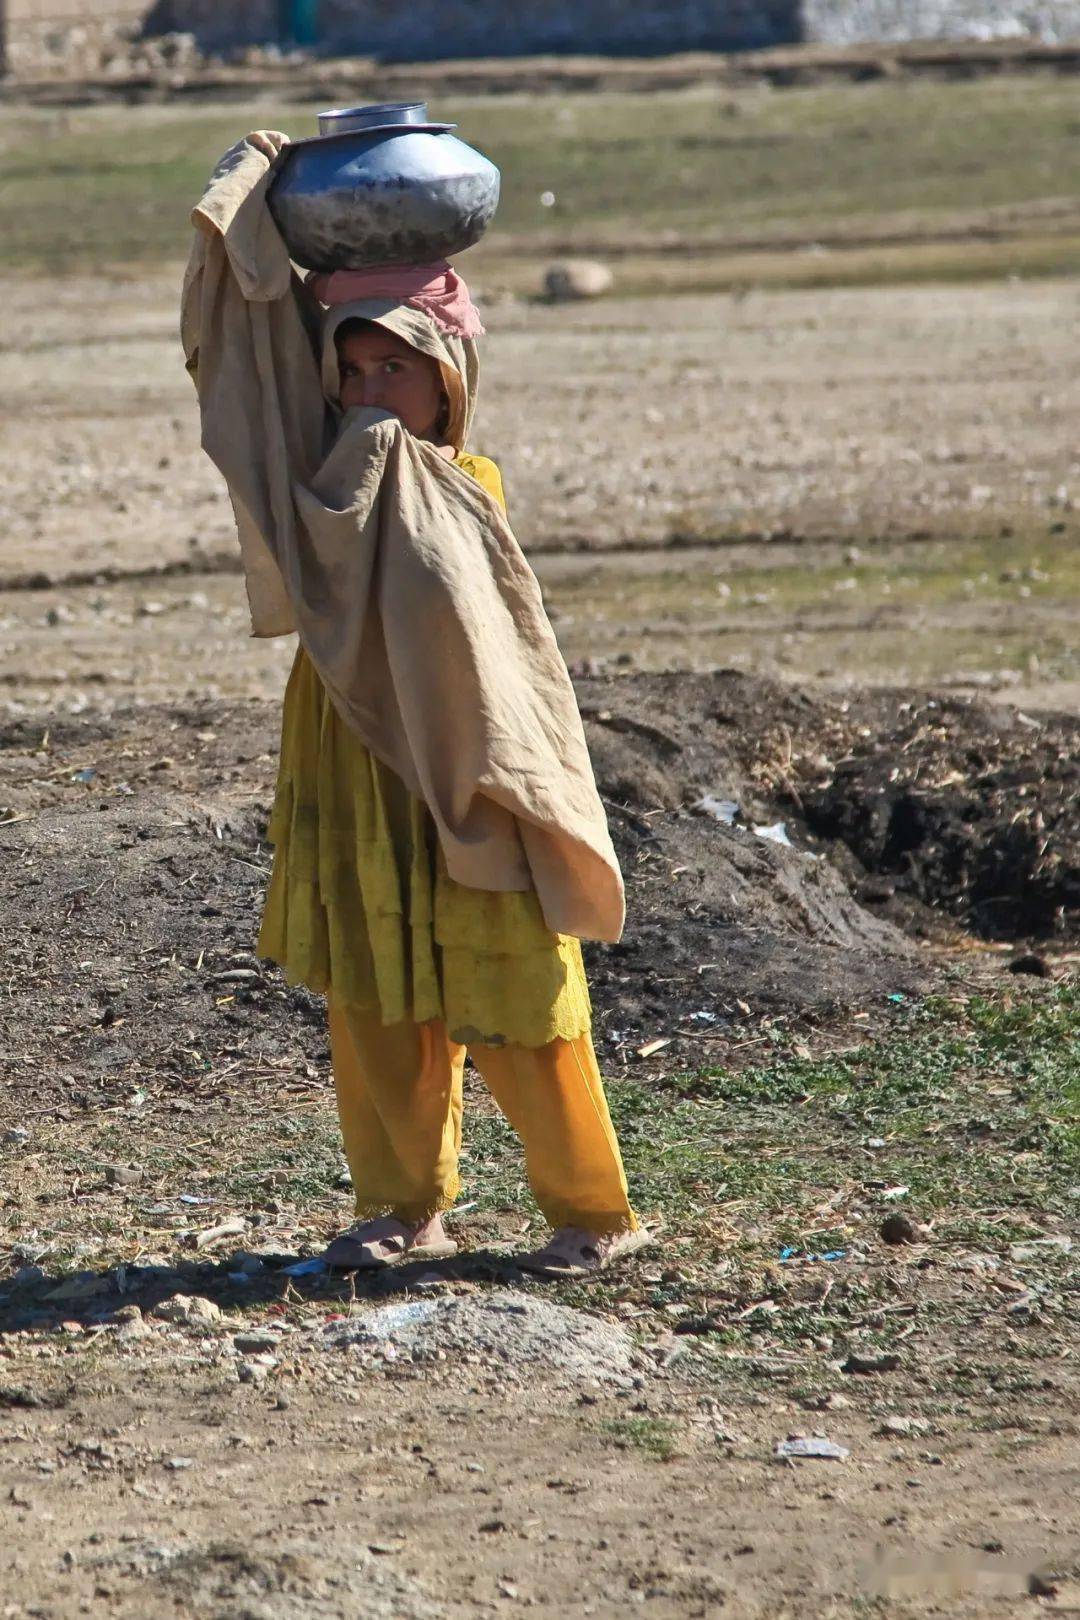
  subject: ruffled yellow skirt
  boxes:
[257,647,592,1048]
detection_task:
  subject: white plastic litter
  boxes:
[775,1436,850,1461]
[694,796,740,825]
[753,821,794,847]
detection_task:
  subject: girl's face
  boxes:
[336,325,445,439]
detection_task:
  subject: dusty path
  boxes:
[2,1349,1076,1619]
[2,276,1078,713]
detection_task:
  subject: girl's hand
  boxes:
[433,443,457,461]
[247,130,290,161]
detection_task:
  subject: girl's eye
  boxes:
[384,360,404,375]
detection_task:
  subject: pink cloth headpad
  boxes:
[306,261,485,339]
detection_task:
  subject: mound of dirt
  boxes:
[798,699,1080,940]
[577,674,918,1024]
[0,671,1072,1109]
[116,1539,444,1620]
[575,670,1080,945]
[324,1290,637,1384]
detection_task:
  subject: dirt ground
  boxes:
[1,264,1078,1618]
[2,274,1078,712]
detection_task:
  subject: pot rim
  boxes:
[283,121,457,152]
[318,101,456,139]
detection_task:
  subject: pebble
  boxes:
[229,1252,267,1276]
[543,260,615,301]
[117,1319,152,1344]
[877,1415,929,1437]
[238,1360,270,1384]
[233,1330,279,1353]
[800,1392,850,1412]
[841,1351,901,1376]
[880,1213,922,1246]
[113,1306,152,1344]
[775,1436,850,1461]
[104,1164,143,1187]
[151,1295,221,1330]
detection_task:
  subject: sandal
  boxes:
[517,1224,654,1278]
[321,1216,458,1271]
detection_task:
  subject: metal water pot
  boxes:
[268,102,501,272]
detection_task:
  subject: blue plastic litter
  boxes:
[281,1257,329,1277]
[779,1247,847,1263]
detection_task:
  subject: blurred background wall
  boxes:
[140,0,800,57]
[802,0,1080,42]
[4,0,150,75]
[5,0,1080,75]
[138,0,1080,57]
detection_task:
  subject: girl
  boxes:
[182,130,648,1276]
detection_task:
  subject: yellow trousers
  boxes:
[327,997,637,1235]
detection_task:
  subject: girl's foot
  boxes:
[321,1214,458,1270]
[517,1224,653,1278]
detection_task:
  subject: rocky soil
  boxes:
[0,268,1077,1617]
[2,672,1074,1114]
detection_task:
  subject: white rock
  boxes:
[238,1360,270,1384]
[543,260,615,302]
[151,1295,221,1331]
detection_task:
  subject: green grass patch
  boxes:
[544,529,1080,686]
[558,533,1080,618]
[466,985,1079,1259]
[599,1415,681,1461]
[6,75,1080,286]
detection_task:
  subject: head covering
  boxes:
[317,296,480,452]
[306,261,485,339]
[183,134,625,943]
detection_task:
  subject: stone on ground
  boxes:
[543,260,615,300]
[323,1288,635,1382]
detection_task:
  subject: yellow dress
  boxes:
[257,452,593,1049]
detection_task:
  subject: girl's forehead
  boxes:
[336,324,423,361]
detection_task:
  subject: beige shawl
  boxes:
[180,133,625,943]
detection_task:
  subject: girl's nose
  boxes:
[359,374,384,408]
